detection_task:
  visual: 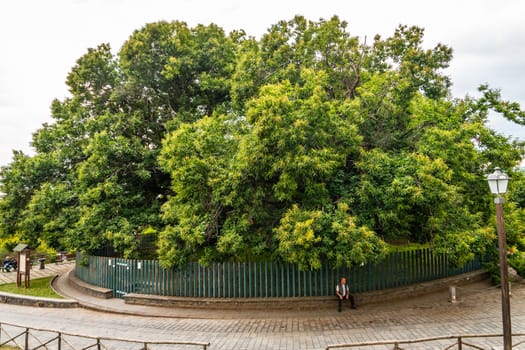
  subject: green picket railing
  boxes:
[75,248,483,299]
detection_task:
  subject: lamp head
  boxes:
[487,167,509,195]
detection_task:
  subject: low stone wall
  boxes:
[353,269,489,305]
[0,276,78,309]
[124,293,335,310]
[123,270,489,310]
[68,270,113,299]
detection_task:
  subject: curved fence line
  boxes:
[325,333,525,349]
[0,321,210,349]
[75,248,484,298]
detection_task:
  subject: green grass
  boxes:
[0,276,64,299]
[0,346,19,349]
[387,241,430,252]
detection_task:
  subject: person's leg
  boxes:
[338,297,342,312]
[349,294,356,309]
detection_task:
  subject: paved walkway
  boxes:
[1,263,525,349]
[0,260,73,284]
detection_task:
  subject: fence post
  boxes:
[458,336,463,350]
[24,328,29,350]
[58,332,62,350]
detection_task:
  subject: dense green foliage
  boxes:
[1,16,524,270]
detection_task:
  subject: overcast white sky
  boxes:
[1,0,524,168]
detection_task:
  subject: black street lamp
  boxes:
[487,167,511,350]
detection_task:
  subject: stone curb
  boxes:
[122,270,489,310]
[67,270,113,299]
[0,275,79,308]
[46,268,490,316]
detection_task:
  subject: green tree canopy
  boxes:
[1,16,524,270]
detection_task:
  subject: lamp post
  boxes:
[487,167,512,350]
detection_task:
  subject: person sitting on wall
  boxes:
[335,276,356,312]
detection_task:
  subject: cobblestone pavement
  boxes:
[1,265,525,349]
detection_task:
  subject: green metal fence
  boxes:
[75,248,483,298]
